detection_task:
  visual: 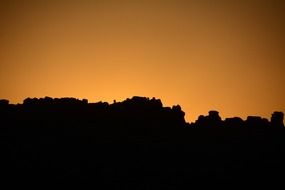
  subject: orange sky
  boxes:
[0,0,285,122]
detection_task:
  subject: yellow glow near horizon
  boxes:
[1,0,285,121]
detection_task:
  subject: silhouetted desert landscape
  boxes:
[0,97,284,186]
[1,0,285,187]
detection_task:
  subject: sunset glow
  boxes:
[1,0,284,121]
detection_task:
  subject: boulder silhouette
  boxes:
[271,111,284,128]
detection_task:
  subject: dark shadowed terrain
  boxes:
[0,97,284,186]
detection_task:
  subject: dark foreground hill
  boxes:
[0,96,284,186]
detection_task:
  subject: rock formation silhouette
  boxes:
[271,111,284,128]
[0,96,284,185]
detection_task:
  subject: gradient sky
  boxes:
[0,0,284,122]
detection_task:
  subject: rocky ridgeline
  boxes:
[0,96,283,129]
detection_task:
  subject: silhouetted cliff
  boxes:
[0,96,284,185]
